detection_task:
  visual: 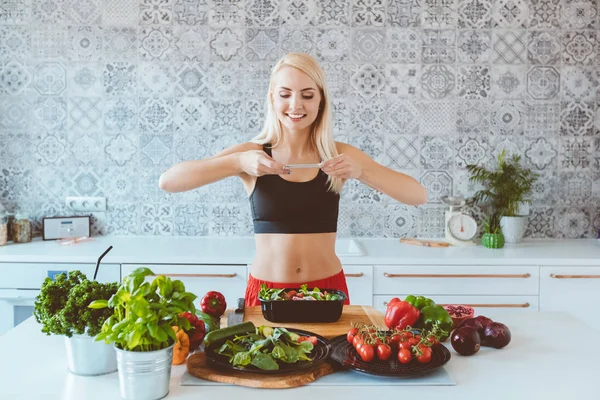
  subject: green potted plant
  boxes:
[467,150,538,244]
[89,267,196,400]
[33,271,119,375]
[481,214,505,249]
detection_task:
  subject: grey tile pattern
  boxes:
[0,0,598,239]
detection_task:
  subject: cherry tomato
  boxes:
[389,334,402,349]
[408,337,419,346]
[426,336,439,345]
[297,336,318,346]
[398,348,412,364]
[401,331,413,339]
[374,338,383,346]
[415,334,421,340]
[347,328,359,344]
[353,335,363,349]
[358,344,375,362]
[416,346,432,364]
[376,344,392,361]
[399,341,412,350]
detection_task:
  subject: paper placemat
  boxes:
[180,367,455,387]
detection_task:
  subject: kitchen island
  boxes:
[1,311,598,400]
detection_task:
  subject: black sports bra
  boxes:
[249,145,340,234]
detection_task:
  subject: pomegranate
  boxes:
[443,305,475,327]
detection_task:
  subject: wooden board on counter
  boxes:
[220,305,386,339]
[187,352,339,389]
[400,238,451,247]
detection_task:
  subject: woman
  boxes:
[159,53,427,307]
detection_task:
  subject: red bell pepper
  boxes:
[384,297,421,330]
[180,311,206,350]
[200,291,227,318]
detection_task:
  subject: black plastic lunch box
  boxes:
[258,288,347,323]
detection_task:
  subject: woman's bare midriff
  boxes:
[250,232,342,283]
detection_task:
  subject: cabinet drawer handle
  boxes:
[438,303,530,308]
[383,301,530,308]
[344,273,364,278]
[383,273,531,279]
[550,274,600,279]
[151,273,238,278]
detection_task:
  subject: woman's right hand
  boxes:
[238,150,288,177]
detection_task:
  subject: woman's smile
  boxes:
[286,113,307,122]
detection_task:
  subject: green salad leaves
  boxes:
[258,284,344,301]
[216,326,314,370]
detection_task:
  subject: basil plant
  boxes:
[89,267,196,352]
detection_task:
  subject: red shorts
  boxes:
[245,270,351,307]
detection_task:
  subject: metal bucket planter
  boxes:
[65,334,117,376]
[115,344,174,400]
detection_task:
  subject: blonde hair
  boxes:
[250,53,342,194]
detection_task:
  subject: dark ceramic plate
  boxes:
[204,328,332,375]
[330,334,451,377]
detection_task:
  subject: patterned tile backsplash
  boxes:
[0,0,599,239]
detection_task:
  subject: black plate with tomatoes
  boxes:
[330,334,451,377]
[204,328,332,375]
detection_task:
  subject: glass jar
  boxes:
[12,213,32,243]
[0,213,8,246]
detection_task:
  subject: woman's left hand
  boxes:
[321,154,363,180]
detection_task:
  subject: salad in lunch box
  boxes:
[259,284,345,301]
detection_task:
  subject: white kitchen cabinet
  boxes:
[374,295,538,321]
[540,266,600,331]
[121,264,248,310]
[374,265,539,296]
[342,265,373,306]
[0,262,120,335]
[0,262,121,288]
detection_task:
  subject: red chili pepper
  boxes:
[200,291,227,318]
[384,297,420,330]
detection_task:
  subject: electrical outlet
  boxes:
[66,196,106,212]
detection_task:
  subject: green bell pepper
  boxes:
[404,295,435,310]
[417,305,454,340]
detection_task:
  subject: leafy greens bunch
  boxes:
[258,283,344,301]
[33,270,118,337]
[216,326,314,370]
[89,267,196,352]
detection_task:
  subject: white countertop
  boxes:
[0,235,599,265]
[1,312,598,400]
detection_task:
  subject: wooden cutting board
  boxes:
[400,238,451,247]
[220,305,387,339]
[186,352,339,389]
[189,306,385,388]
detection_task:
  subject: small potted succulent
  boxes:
[467,150,538,244]
[481,214,505,249]
[33,271,119,375]
[89,267,196,400]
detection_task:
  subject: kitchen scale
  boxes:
[441,195,477,246]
